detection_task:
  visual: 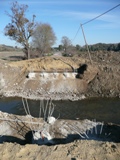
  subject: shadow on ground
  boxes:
[0,123,120,145]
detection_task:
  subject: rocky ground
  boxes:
[0,51,120,160]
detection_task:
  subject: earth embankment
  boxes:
[0,56,98,100]
[0,51,120,99]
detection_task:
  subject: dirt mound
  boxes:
[0,140,119,160]
[9,57,85,71]
[1,51,119,99]
[0,57,98,100]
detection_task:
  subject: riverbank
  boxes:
[0,51,120,100]
[0,139,120,160]
[79,51,120,98]
[0,110,120,160]
[0,56,98,100]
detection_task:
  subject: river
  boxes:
[0,97,120,124]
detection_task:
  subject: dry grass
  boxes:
[0,51,24,61]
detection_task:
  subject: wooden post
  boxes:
[80,24,92,64]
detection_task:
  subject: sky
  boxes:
[0,0,120,47]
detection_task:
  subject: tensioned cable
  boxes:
[72,3,120,42]
[72,25,81,42]
[82,3,120,25]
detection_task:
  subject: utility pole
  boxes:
[80,24,92,64]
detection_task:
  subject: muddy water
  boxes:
[0,97,120,124]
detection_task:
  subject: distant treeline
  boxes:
[77,43,120,52]
[57,43,120,53]
[0,45,21,51]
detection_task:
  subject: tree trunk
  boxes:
[27,48,30,59]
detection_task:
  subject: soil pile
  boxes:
[0,51,120,99]
[0,140,120,160]
[0,57,98,100]
[79,51,120,98]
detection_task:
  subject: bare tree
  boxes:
[4,1,36,59]
[32,23,56,56]
[61,36,71,54]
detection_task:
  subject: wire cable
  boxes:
[82,3,120,25]
[72,24,81,42]
[72,4,120,42]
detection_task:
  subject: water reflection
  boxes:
[0,97,120,124]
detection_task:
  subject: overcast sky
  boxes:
[0,0,120,47]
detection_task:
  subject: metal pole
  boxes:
[80,24,92,64]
